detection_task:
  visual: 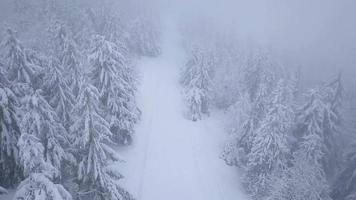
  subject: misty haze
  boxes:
[0,0,355,200]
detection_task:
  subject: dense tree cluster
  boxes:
[182,29,353,200]
[0,0,160,199]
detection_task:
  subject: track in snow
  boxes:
[119,23,247,200]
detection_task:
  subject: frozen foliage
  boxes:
[270,133,331,200]
[0,0,150,197]
[70,84,133,200]
[222,53,280,167]
[20,90,72,172]
[181,46,213,121]
[89,35,140,145]
[217,47,344,200]
[297,75,343,176]
[54,23,83,97]
[127,16,161,57]
[0,83,22,187]
[15,173,72,200]
[1,29,42,87]
[244,80,294,199]
[266,75,344,200]
[42,59,75,129]
[332,142,356,200]
[15,133,71,200]
[15,90,73,200]
[210,39,245,109]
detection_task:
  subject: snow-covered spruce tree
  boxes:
[243,52,270,102]
[269,132,331,200]
[100,14,126,46]
[222,55,279,167]
[269,77,344,200]
[322,74,344,175]
[181,46,213,121]
[20,89,73,173]
[42,59,75,129]
[332,142,356,200]
[62,37,83,98]
[221,93,253,167]
[243,80,294,199]
[15,132,72,200]
[0,80,23,188]
[51,22,83,97]
[2,28,42,87]
[13,89,72,200]
[127,16,161,57]
[89,35,139,145]
[70,84,134,200]
[296,75,343,177]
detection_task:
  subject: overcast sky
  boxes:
[147,0,356,91]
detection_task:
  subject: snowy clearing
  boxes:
[118,24,247,200]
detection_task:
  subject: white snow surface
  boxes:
[119,22,247,200]
[0,22,247,200]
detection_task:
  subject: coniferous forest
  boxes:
[0,0,356,200]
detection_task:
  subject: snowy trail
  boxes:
[119,24,247,200]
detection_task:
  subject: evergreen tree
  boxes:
[244,80,294,199]
[89,35,139,144]
[15,133,72,200]
[243,52,276,102]
[54,23,83,97]
[297,75,343,177]
[127,16,161,57]
[2,29,41,86]
[268,76,344,200]
[323,74,344,175]
[181,46,213,121]
[0,81,23,188]
[20,90,72,172]
[222,57,278,167]
[269,131,331,200]
[221,93,253,167]
[42,59,75,129]
[332,141,356,200]
[70,84,134,200]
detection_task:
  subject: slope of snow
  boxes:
[119,22,248,200]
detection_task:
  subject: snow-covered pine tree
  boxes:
[297,75,343,177]
[323,74,344,175]
[0,79,23,188]
[89,35,139,145]
[70,84,134,200]
[42,58,75,129]
[221,93,252,167]
[53,22,83,97]
[269,131,331,200]
[181,46,213,121]
[244,80,294,199]
[100,14,126,47]
[127,16,161,57]
[332,141,356,200]
[2,28,42,87]
[222,56,278,167]
[243,52,269,102]
[15,132,72,200]
[20,89,73,173]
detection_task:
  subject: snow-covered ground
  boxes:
[0,22,247,200]
[119,23,247,200]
